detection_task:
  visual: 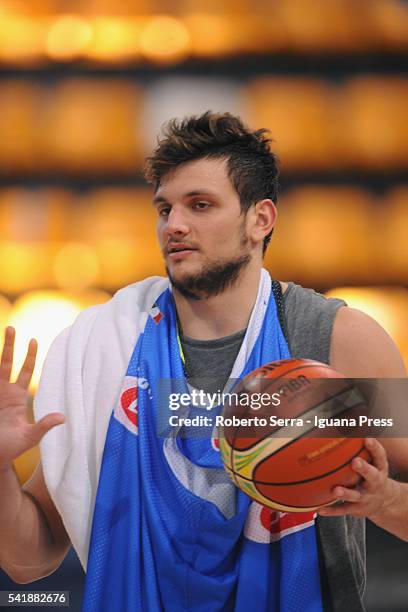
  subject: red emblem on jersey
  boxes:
[150,304,163,324]
[244,501,316,543]
[260,507,315,537]
[121,387,138,426]
[211,425,220,451]
[114,375,140,435]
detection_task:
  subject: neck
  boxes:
[173,263,263,340]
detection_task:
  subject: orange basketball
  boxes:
[218,358,371,512]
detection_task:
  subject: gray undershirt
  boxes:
[179,327,246,394]
[179,280,342,393]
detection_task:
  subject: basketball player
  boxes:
[0,113,407,611]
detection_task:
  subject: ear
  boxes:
[248,199,278,245]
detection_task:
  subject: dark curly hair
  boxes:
[144,111,280,254]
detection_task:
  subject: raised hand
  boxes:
[0,326,65,468]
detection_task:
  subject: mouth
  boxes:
[166,244,197,260]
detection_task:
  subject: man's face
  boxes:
[153,157,253,300]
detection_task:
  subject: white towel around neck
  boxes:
[34,276,169,570]
[33,270,271,570]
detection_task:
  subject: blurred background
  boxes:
[0,0,407,610]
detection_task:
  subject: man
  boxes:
[0,112,407,611]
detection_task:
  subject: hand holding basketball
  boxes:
[219,358,371,512]
[317,437,398,519]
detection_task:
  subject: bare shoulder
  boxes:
[330,306,407,377]
[331,307,408,474]
[23,463,70,554]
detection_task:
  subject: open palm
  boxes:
[0,326,65,467]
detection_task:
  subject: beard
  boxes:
[166,226,251,300]
[167,254,251,300]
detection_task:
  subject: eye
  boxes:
[193,201,210,211]
[158,206,171,217]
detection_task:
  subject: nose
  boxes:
[163,206,190,238]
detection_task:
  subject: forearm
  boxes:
[0,464,57,582]
[369,479,408,542]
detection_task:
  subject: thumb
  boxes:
[34,413,66,442]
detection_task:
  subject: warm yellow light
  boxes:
[139,16,190,64]
[75,289,111,309]
[0,2,27,15]
[0,243,53,293]
[5,289,110,482]
[47,14,93,60]
[7,292,82,391]
[0,14,46,62]
[0,295,12,331]
[86,17,142,62]
[54,242,99,291]
[184,14,234,57]
[325,287,408,365]
[96,239,138,287]
[13,445,40,485]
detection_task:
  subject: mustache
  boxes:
[164,241,199,254]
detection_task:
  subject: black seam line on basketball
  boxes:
[228,386,361,453]
[229,444,364,487]
[228,363,335,434]
[229,387,356,452]
[228,363,349,451]
[249,398,366,465]
[228,363,348,464]
[251,394,364,452]
[242,363,336,389]
[242,496,332,510]
[229,435,239,488]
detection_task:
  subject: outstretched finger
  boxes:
[16,338,38,390]
[0,327,15,382]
